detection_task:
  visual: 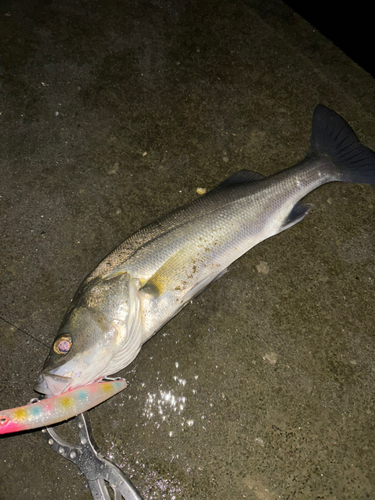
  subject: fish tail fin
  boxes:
[311,105,375,184]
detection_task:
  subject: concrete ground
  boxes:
[0,1,374,499]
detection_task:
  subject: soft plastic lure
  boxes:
[0,379,127,435]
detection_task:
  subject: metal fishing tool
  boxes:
[41,412,144,500]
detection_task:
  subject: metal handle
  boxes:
[41,413,144,500]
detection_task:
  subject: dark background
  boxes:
[284,1,375,77]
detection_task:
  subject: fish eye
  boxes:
[53,334,72,355]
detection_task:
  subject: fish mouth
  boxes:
[34,373,72,397]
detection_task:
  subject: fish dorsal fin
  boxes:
[210,169,264,192]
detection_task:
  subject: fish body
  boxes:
[35,105,375,397]
[0,379,127,434]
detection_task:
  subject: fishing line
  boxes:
[0,315,49,348]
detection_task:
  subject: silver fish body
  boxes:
[35,105,375,396]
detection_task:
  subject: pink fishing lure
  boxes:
[0,379,127,435]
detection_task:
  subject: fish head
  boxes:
[34,306,122,396]
[34,273,143,397]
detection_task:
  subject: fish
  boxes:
[0,379,127,434]
[34,105,375,398]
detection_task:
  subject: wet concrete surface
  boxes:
[0,0,374,499]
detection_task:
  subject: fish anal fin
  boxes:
[281,202,312,231]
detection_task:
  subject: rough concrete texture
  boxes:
[0,1,374,499]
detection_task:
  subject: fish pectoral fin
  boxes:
[140,246,229,303]
[139,260,177,298]
[280,202,312,231]
[139,247,192,298]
